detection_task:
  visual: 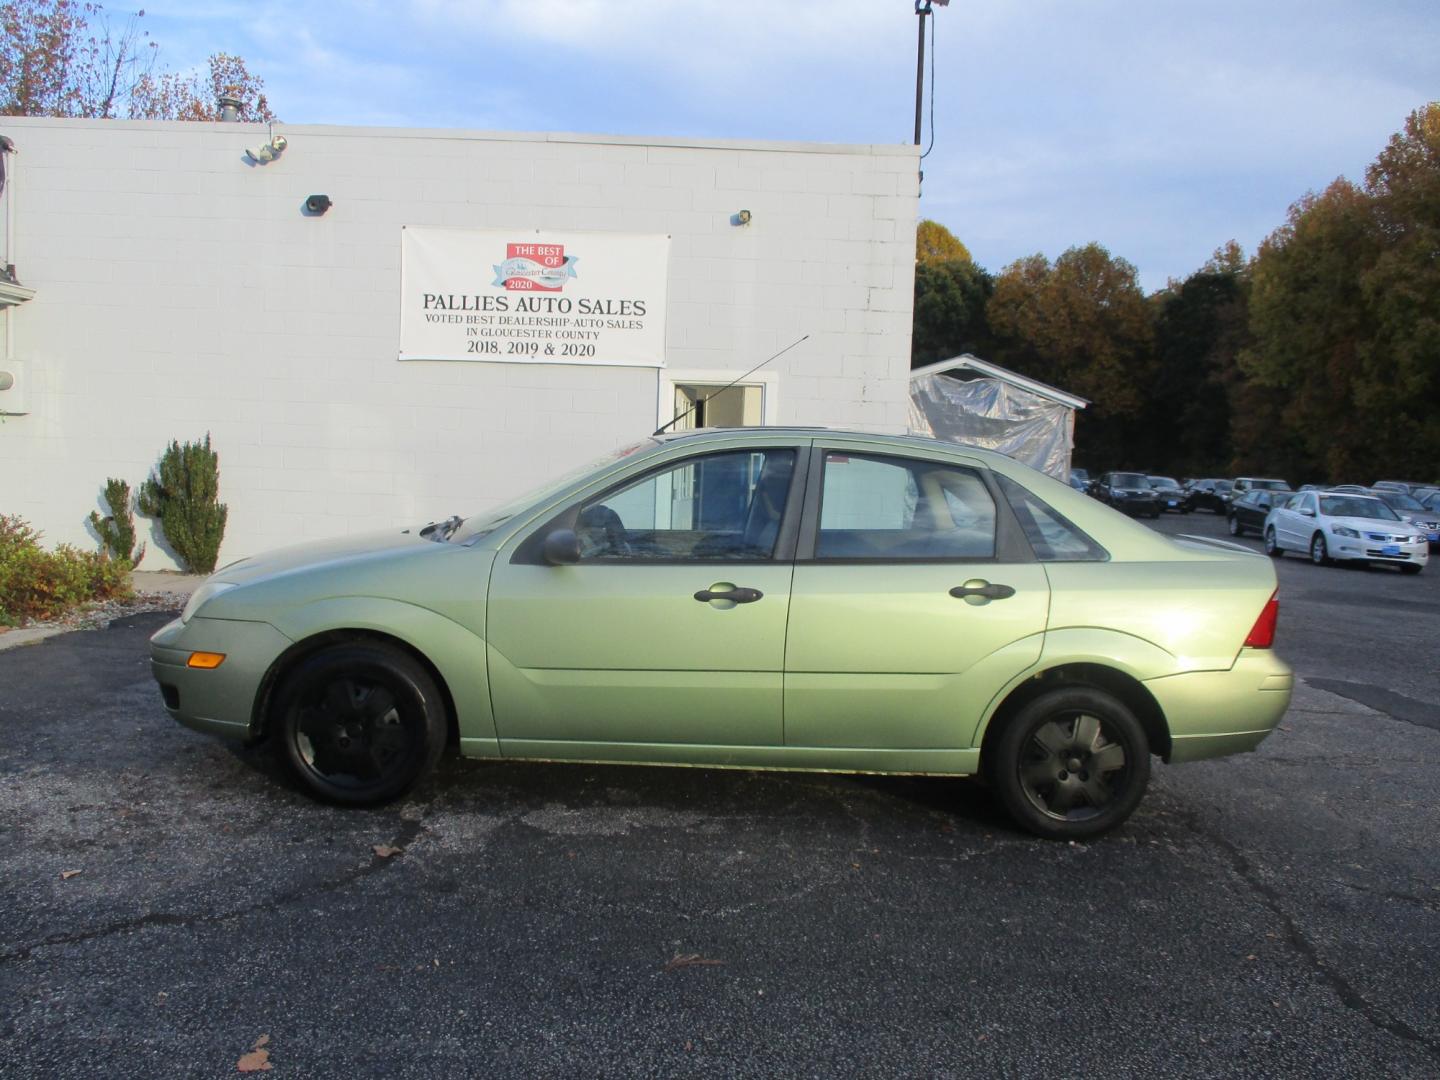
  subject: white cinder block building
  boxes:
[0,118,919,569]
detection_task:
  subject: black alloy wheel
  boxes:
[989,687,1151,841]
[273,643,447,805]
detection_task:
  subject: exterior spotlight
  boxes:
[245,134,287,164]
[734,209,752,226]
[304,194,333,215]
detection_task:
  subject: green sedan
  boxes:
[150,428,1292,840]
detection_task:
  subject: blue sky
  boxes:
[134,0,1438,292]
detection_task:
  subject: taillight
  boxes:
[1244,590,1279,648]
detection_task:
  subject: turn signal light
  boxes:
[186,651,227,669]
[1243,591,1279,649]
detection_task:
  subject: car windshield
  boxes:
[449,440,657,544]
[1113,473,1150,488]
[1148,476,1178,488]
[1215,480,1232,492]
[1252,479,1289,490]
[1318,496,1401,521]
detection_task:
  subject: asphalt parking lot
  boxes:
[3,511,1438,1078]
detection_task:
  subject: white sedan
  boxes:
[1263,491,1428,574]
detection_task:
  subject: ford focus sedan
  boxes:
[151,429,1292,840]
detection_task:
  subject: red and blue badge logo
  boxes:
[493,243,579,292]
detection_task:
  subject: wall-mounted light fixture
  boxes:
[245,134,287,165]
[733,209,752,226]
[304,194,333,216]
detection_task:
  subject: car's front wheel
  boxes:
[1264,526,1283,558]
[1228,515,1242,536]
[272,642,447,806]
[988,687,1151,841]
[1310,533,1331,566]
[1400,563,1423,576]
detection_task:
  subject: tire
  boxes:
[1264,527,1283,558]
[987,687,1151,841]
[272,642,447,806]
[1310,532,1330,566]
[1228,515,1242,537]
[1400,563,1423,576]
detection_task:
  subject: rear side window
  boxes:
[817,452,996,560]
[996,476,1108,562]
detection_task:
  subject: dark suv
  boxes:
[1098,472,1160,518]
[1184,478,1233,514]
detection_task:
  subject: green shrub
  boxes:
[89,477,145,566]
[137,433,229,575]
[0,515,134,626]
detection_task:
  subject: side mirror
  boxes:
[1300,507,1315,518]
[542,528,581,565]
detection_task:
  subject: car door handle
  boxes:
[949,582,1016,601]
[694,586,764,604]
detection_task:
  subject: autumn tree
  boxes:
[916,219,972,264]
[2,1,274,121]
[987,244,1155,466]
[912,257,994,367]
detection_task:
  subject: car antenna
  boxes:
[652,334,809,437]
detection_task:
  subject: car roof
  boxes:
[653,426,1019,462]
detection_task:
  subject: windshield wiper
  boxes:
[419,515,464,542]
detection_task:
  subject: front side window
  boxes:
[816,452,996,559]
[575,449,794,560]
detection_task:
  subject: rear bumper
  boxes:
[150,616,293,739]
[1144,651,1294,763]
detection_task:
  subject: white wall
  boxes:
[0,118,918,568]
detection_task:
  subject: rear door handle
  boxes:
[694,586,764,604]
[949,582,1016,601]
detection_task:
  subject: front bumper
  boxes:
[150,616,294,739]
[1327,535,1429,566]
[1144,650,1294,763]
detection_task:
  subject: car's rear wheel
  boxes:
[272,642,446,806]
[1264,526,1283,558]
[988,688,1151,841]
[1310,533,1331,566]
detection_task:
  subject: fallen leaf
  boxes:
[372,845,403,859]
[1246,954,1258,961]
[236,1049,272,1072]
[664,954,725,973]
[60,870,82,880]
[253,1035,270,1050]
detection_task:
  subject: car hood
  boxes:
[1324,515,1415,534]
[209,529,437,587]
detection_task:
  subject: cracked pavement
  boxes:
[2,512,1438,1077]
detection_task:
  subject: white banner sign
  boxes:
[400,227,669,367]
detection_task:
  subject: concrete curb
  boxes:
[0,571,200,652]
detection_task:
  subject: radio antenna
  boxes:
[652,334,809,437]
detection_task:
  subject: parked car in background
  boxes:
[1069,467,1091,494]
[1263,491,1428,573]
[1097,472,1160,518]
[1372,481,1428,496]
[1328,484,1370,494]
[150,427,1293,841]
[1184,478,1232,514]
[1370,490,1440,549]
[1147,476,1188,514]
[1231,477,1291,505]
[1419,491,1440,514]
[1229,487,1292,538]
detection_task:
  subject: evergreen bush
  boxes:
[88,477,145,566]
[137,433,229,575]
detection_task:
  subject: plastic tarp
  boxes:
[908,373,1075,480]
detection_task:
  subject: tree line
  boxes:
[2,1,273,121]
[914,105,1440,484]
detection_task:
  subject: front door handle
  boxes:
[694,586,764,604]
[949,581,1016,602]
